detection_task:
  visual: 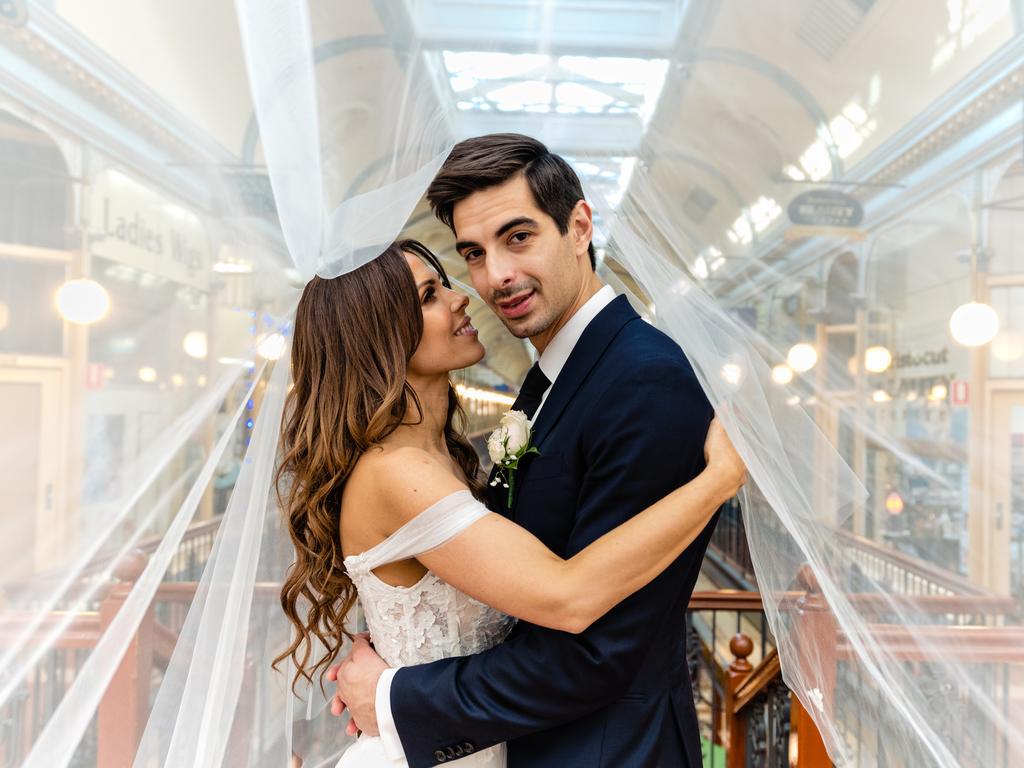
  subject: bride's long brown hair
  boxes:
[273,239,485,692]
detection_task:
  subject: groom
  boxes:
[332,134,717,767]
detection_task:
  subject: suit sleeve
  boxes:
[389,354,714,768]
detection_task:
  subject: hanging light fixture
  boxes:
[949,301,999,347]
[871,389,892,403]
[771,364,794,384]
[787,343,818,373]
[950,245,999,348]
[864,345,892,373]
[183,331,208,359]
[55,278,110,325]
[721,363,743,386]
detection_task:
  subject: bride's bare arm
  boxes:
[367,419,746,634]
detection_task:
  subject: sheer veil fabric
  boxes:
[3,1,1021,766]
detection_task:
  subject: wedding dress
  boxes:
[336,490,516,768]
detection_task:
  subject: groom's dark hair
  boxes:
[426,133,596,270]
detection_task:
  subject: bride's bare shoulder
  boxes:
[345,445,467,530]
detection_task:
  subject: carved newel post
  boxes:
[725,633,754,768]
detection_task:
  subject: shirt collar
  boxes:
[537,284,617,386]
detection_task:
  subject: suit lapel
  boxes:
[486,464,507,515]
[530,295,638,450]
[488,296,638,519]
[503,296,637,520]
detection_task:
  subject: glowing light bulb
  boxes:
[771,364,794,385]
[721,363,743,386]
[171,374,185,388]
[864,345,892,374]
[928,384,948,401]
[885,491,904,516]
[55,279,110,325]
[257,332,286,360]
[183,331,208,359]
[138,367,157,383]
[787,343,818,373]
[871,389,891,403]
[949,302,999,347]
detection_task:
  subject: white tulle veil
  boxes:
[3,1,1022,766]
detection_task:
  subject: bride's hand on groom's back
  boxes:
[703,416,747,501]
[326,633,388,738]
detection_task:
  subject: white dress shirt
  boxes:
[374,284,618,762]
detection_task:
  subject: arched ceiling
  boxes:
[36,0,1021,386]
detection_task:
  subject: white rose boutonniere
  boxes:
[487,409,539,507]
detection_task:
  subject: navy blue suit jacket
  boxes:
[391,296,716,768]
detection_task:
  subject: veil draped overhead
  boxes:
[2,1,1021,766]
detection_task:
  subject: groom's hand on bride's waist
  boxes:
[326,633,389,737]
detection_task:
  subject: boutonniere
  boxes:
[487,409,539,507]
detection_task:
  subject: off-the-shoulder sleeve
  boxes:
[346,490,489,573]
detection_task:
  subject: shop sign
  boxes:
[785,189,864,241]
[787,190,864,228]
[89,169,210,291]
[893,347,949,371]
[950,379,969,406]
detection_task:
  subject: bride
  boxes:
[274,238,746,767]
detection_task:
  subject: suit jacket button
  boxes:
[445,746,457,759]
[453,745,465,757]
[463,742,475,753]
[434,749,447,762]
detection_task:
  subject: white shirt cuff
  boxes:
[375,668,406,762]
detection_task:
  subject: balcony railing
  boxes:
[687,572,1021,768]
[4,515,1023,766]
[711,498,1004,599]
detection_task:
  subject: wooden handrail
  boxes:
[688,590,765,611]
[732,648,781,715]
[152,581,281,603]
[0,612,101,647]
[689,590,1016,616]
[835,624,1024,662]
[9,515,225,596]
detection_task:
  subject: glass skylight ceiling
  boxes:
[564,155,637,209]
[442,51,668,124]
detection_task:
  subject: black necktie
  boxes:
[513,363,551,420]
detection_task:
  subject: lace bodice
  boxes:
[343,491,516,668]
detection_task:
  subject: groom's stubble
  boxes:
[452,176,601,354]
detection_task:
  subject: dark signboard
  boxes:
[787,189,864,228]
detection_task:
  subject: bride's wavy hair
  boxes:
[273,239,485,692]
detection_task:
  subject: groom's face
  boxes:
[453,174,593,345]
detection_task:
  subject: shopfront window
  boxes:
[0,111,69,250]
[860,198,973,572]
